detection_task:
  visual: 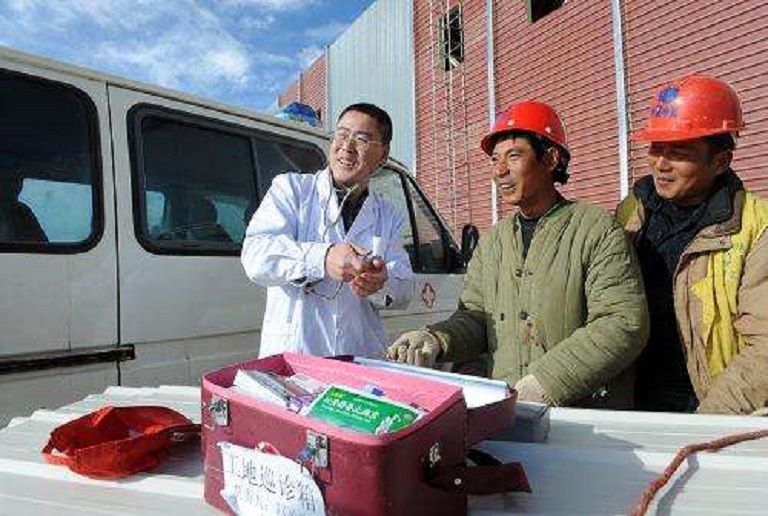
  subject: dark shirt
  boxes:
[519,216,538,261]
[336,188,369,232]
[518,197,567,260]
[633,170,741,412]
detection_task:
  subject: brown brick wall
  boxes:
[278,80,300,108]
[414,0,620,234]
[277,55,327,128]
[493,0,620,217]
[624,0,768,195]
[413,0,492,236]
[279,0,768,232]
[300,55,327,128]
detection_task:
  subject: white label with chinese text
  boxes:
[218,442,325,516]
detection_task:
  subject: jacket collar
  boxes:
[633,169,744,238]
[512,193,570,228]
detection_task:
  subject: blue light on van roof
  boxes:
[275,102,320,127]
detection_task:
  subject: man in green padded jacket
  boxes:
[388,101,649,408]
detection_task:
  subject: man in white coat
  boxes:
[242,103,414,358]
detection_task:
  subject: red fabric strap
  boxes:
[41,406,200,479]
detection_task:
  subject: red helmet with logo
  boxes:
[631,75,744,142]
[481,101,568,156]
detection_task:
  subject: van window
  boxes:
[134,115,254,253]
[254,139,327,198]
[404,177,449,272]
[130,107,325,255]
[369,167,452,273]
[0,70,101,251]
[369,167,414,256]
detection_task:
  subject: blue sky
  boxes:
[0,0,376,112]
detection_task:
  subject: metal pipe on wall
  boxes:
[486,0,498,224]
[325,44,331,129]
[611,0,631,200]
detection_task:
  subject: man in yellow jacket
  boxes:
[616,75,768,415]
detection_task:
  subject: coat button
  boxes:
[514,268,523,277]
[519,311,529,320]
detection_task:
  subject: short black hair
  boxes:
[338,103,393,145]
[703,133,736,157]
[497,131,571,185]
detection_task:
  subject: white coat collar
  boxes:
[318,167,378,243]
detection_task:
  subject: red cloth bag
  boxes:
[42,405,200,479]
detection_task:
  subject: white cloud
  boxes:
[239,14,276,30]
[0,0,359,110]
[297,45,323,68]
[3,1,257,92]
[95,25,252,90]
[303,21,348,42]
[221,0,319,10]
[7,0,161,32]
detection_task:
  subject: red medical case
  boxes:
[202,353,528,515]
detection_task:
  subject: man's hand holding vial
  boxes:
[326,243,387,297]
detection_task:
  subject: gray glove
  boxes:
[387,329,443,368]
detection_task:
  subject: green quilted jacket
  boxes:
[430,200,649,407]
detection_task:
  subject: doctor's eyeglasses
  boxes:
[333,129,384,152]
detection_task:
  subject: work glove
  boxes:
[387,329,443,368]
[514,374,554,405]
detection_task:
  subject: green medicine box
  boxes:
[306,384,422,435]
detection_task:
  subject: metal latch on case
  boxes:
[205,396,229,427]
[297,430,329,469]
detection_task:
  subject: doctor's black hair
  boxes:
[338,103,393,145]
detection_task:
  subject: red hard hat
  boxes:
[631,75,744,142]
[481,101,568,156]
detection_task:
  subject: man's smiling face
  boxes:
[330,110,389,189]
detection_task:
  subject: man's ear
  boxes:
[380,145,390,167]
[713,149,733,176]
[546,147,560,173]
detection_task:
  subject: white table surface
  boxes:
[1,386,766,515]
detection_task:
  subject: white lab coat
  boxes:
[241,168,414,358]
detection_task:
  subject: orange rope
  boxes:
[630,427,768,516]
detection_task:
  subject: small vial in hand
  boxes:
[370,256,385,270]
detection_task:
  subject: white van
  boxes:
[0,47,472,425]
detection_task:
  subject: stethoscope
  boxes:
[302,171,375,300]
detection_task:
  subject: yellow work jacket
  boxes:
[617,187,768,414]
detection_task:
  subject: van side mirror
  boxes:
[460,224,479,263]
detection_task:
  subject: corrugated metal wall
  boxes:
[413,0,491,235]
[493,0,621,216]
[328,0,415,170]
[624,0,768,194]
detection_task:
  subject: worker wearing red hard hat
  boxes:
[617,75,768,415]
[390,101,648,409]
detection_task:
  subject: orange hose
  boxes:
[630,428,768,516]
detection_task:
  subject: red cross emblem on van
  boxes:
[421,282,436,309]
